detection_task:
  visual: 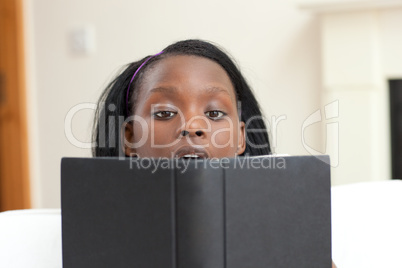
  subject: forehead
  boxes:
[139,55,236,101]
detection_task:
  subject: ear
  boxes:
[123,122,136,156]
[236,121,246,155]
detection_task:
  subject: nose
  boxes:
[181,130,204,137]
[179,114,209,138]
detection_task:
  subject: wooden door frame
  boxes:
[0,0,30,211]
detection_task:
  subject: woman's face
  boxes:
[124,55,246,159]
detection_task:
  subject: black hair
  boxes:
[92,39,271,157]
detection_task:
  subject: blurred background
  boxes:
[0,0,401,210]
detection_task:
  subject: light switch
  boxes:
[69,26,96,55]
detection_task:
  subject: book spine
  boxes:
[175,161,225,268]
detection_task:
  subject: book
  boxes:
[61,155,331,268]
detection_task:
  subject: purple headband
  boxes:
[125,50,164,115]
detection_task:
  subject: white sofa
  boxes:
[0,209,62,268]
[331,180,402,268]
[0,180,401,267]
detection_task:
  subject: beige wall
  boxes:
[24,0,323,208]
[318,6,402,185]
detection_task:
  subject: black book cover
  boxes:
[61,156,331,268]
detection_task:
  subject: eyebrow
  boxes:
[203,86,232,97]
[148,86,178,95]
[148,86,232,97]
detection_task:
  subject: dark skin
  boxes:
[123,55,337,268]
[124,55,246,158]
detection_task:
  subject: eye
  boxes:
[154,111,177,119]
[205,110,226,119]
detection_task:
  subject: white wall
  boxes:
[317,6,402,185]
[24,0,322,208]
[320,11,387,185]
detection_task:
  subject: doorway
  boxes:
[0,0,31,211]
[389,79,402,180]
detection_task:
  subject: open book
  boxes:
[61,155,331,268]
